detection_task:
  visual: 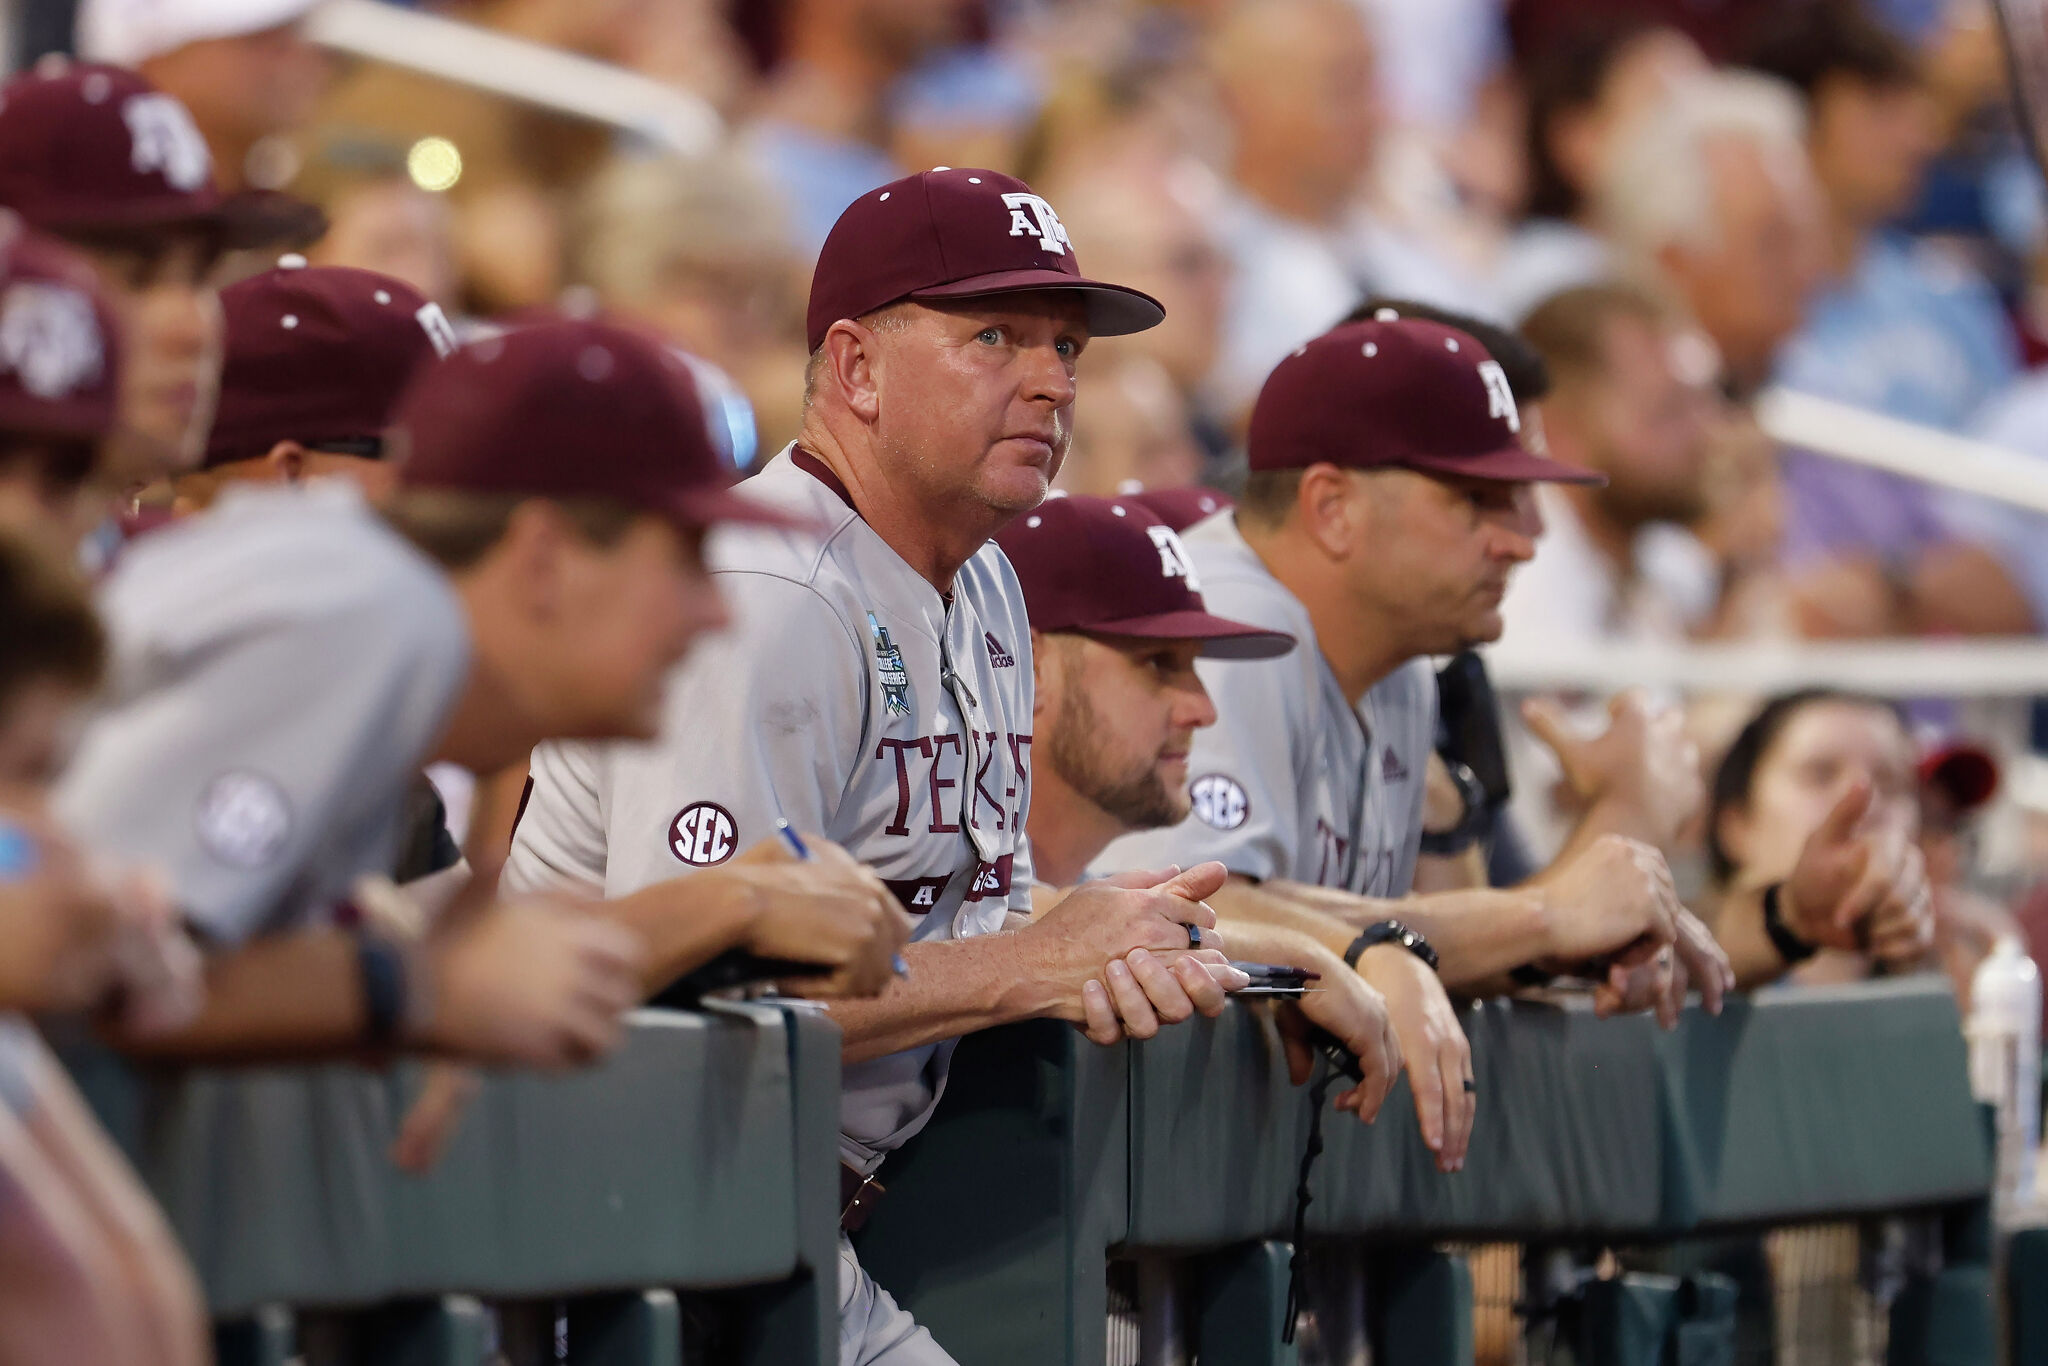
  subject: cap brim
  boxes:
[910,270,1165,336]
[1408,444,1606,486]
[668,483,826,535]
[50,190,325,252]
[1085,609,1296,661]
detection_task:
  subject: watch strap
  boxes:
[1343,919,1441,972]
[1761,882,1819,965]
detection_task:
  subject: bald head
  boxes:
[1207,0,1380,223]
[1048,161,1228,391]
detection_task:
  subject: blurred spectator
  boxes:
[1054,354,1203,498]
[1202,0,1484,423]
[743,0,966,251]
[1499,282,1728,649]
[75,0,333,191]
[1045,156,1232,457]
[314,0,669,313]
[1751,0,2031,638]
[1495,18,1708,319]
[1595,68,1824,397]
[296,138,462,308]
[571,151,808,456]
[1702,688,1936,987]
[889,43,1046,177]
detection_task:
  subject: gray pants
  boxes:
[838,1235,958,1366]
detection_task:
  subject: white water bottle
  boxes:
[1968,937,2042,1210]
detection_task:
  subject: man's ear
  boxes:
[264,440,308,483]
[822,319,884,423]
[1295,463,1361,559]
[493,499,570,621]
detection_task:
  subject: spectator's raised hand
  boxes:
[729,833,911,999]
[1783,779,1934,962]
[1523,691,1703,849]
[414,898,645,1069]
[1025,862,1250,1045]
[1275,963,1401,1124]
[1354,943,1472,1172]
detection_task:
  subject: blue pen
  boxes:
[776,819,910,978]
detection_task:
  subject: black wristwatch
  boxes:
[1761,882,1819,965]
[1344,919,1440,972]
[1418,758,1489,857]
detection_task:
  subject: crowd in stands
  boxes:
[1,0,2046,1361]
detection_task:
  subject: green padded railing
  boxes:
[80,1002,844,1366]
[857,980,1995,1366]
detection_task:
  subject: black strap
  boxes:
[1762,883,1820,965]
[1282,1058,1339,1344]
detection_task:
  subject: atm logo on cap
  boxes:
[1476,360,1520,433]
[0,283,102,399]
[1147,525,1200,590]
[122,93,210,192]
[1002,193,1072,257]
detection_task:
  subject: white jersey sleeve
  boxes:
[509,570,869,898]
[55,488,468,945]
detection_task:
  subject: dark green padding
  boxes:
[114,1005,841,1328]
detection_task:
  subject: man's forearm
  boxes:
[1238,879,1551,989]
[101,929,372,1062]
[826,932,1060,1064]
[601,876,753,997]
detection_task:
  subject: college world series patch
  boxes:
[868,611,912,718]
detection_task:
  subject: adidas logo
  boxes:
[1380,748,1410,783]
[985,632,1015,668]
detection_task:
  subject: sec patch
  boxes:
[670,802,738,866]
[1189,774,1249,832]
[194,770,293,868]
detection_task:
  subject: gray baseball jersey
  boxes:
[54,484,470,946]
[1094,512,1435,897]
[507,445,1035,1173]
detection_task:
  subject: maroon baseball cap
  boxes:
[1249,318,1602,484]
[0,61,317,249]
[805,168,1164,351]
[1124,485,1234,534]
[995,494,1293,660]
[1920,741,1999,812]
[390,320,800,533]
[0,221,122,442]
[206,259,455,467]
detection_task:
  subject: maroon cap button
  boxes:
[391,320,803,533]
[1124,486,1234,534]
[806,167,1164,351]
[995,494,1294,660]
[0,60,317,248]
[206,260,457,467]
[0,220,123,442]
[1249,318,1603,484]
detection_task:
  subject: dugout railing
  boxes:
[83,981,1999,1365]
[855,979,1999,1366]
[80,1001,846,1366]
